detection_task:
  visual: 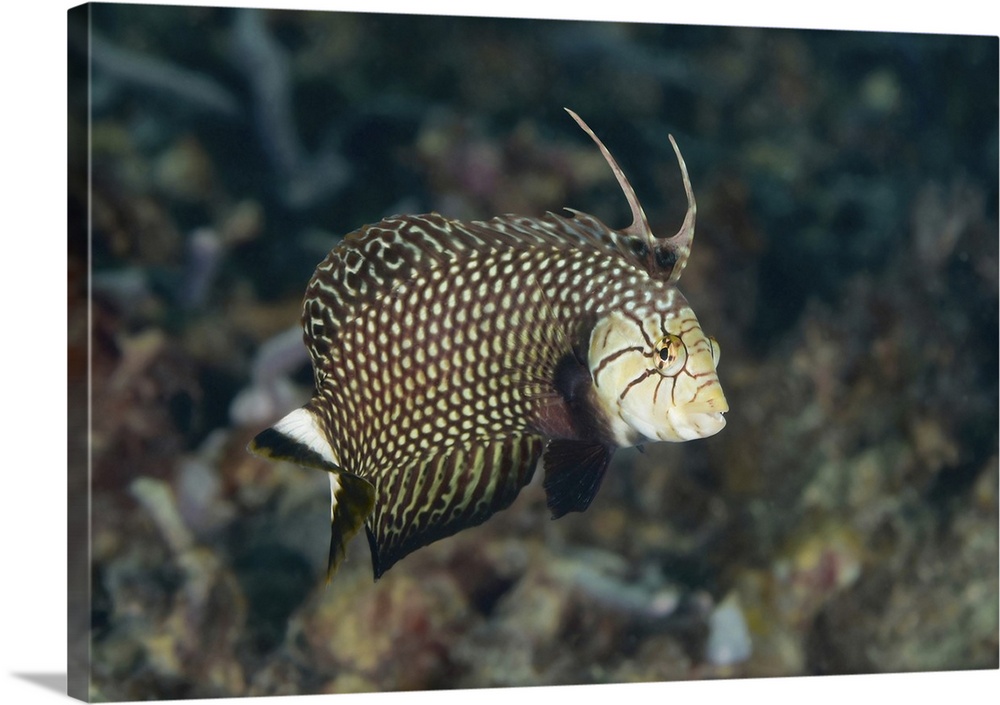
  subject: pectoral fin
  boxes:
[542,440,614,519]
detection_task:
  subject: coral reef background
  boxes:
[68,4,998,700]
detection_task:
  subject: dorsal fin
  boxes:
[303,208,617,372]
[564,108,697,284]
[564,108,651,242]
[664,133,697,284]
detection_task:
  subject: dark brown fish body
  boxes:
[250,111,727,579]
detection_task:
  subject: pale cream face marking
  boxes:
[589,307,727,446]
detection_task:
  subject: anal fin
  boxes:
[542,440,615,519]
[327,472,376,582]
[366,434,543,579]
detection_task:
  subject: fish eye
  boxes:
[654,334,687,375]
[708,336,721,366]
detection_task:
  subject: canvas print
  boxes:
[67,3,998,701]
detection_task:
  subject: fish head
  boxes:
[566,110,725,447]
[589,302,727,446]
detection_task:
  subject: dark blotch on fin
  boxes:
[542,440,615,519]
[327,473,376,583]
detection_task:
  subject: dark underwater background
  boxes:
[68,3,998,700]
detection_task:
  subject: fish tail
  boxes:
[248,405,375,581]
[247,406,340,471]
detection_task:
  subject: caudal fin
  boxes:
[248,406,375,582]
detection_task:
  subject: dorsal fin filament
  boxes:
[564,108,697,284]
[665,133,697,284]
[564,108,651,242]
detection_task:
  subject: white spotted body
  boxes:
[250,110,727,580]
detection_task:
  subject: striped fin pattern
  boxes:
[565,108,697,284]
[366,434,543,578]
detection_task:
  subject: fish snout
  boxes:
[680,383,729,415]
[664,384,728,441]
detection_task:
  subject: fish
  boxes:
[249,109,728,581]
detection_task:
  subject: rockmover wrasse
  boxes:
[249,110,728,580]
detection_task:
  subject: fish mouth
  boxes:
[680,385,729,416]
[664,397,728,441]
[675,410,727,440]
[679,400,729,415]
